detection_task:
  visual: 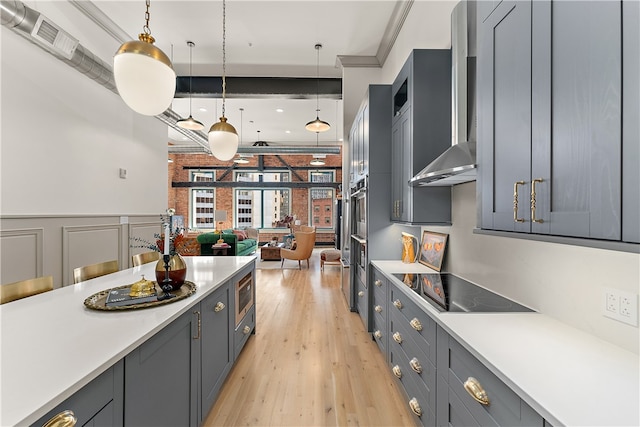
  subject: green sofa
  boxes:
[197,228,258,256]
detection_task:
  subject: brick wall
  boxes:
[168,149,342,246]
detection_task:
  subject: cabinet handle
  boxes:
[392,331,403,344]
[243,325,251,334]
[392,365,402,378]
[409,357,423,374]
[358,291,365,297]
[464,377,490,405]
[193,311,201,340]
[393,299,403,309]
[531,178,544,223]
[43,410,77,427]
[513,181,526,223]
[408,397,422,417]
[409,318,422,331]
[373,330,382,339]
[375,279,382,287]
[214,301,226,312]
[374,305,383,313]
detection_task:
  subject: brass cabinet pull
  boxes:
[408,397,422,417]
[409,357,423,374]
[374,279,382,287]
[531,178,544,223]
[513,181,526,223]
[243,325,251,334]
[464,377,490,405]
[393,331,403,344]
[193,311,201,340]
[214,301,226,312]
[409,318,422,331]
[373,330,382,339]
[392,365,402,378]
[43,410,77,427]
[374,305,383,313]
[393,299,403,309]
[358,291,365,297]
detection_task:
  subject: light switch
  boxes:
[119,168,127,179]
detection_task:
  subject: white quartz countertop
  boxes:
[371,260,640,427]
[0,256,255,427]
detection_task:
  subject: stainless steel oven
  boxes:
[235,271,254,326]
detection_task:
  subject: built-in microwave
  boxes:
[235,271,254,326]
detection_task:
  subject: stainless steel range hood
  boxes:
[410,0,477,187]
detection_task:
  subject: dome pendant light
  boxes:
[310,132,326,166]
[208,0,239,161]
[234,108,249,164]
[305,44,331,133]
[177,41,204,131]
[114,0,176,116]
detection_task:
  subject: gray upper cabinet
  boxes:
[479,0,636,242]
[391,49,452,224]
[622,0,640,243]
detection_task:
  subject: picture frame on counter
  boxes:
[419,231,448,271]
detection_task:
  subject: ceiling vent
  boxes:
[30,15,78,60]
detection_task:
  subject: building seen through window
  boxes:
[190,171,215,229]
[234,171,291,228]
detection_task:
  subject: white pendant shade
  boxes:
[208,117,239,161]
[310,158,325,166]
[114,42,176,116]
[305,117,331,133]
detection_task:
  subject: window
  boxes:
[309,170,335,229]
[190,171,215,229]
[234,171,291,228]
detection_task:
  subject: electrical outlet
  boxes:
[603,287,639,327]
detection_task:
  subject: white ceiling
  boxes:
[88,1,452,148]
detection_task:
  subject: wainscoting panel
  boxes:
[63,224,123,285]
[128,222,162,268]
[0,228,44,284]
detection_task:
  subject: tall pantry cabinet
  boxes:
[478,0,639,244]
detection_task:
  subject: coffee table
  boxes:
[261,243,284,261]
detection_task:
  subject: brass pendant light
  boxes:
[208,0,239,161]
[177,41,204,131]
[305,43,330,133]
[113,0,176,116]
[234,108,249,164]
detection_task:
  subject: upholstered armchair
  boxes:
[280,228,316,269]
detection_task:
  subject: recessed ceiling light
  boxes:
[199,107,207,112]
[285,130,291,134]
[182,136,189,140]
[276,108,284,113]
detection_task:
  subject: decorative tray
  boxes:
[83,281,197,311]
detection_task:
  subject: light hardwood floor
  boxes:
[203,255,417,426]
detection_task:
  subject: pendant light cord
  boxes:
[188,41,194,116]
[143,0,151,35]
[221,0,227,119]
[315,44,320,114]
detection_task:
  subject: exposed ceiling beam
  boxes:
[175,77,342,99]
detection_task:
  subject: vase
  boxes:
[155,254,187,291]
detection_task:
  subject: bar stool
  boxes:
[132,251,161,267]
[1,275,54,304]
[73,260,118,284]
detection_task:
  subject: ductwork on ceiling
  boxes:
[0,0,211,153]
[409,0,477,187]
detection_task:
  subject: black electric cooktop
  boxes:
[392,273,533,313]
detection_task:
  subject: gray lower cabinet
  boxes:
[201,283,232,420]
[124,309,199,427]
[390,49,452,225]
[371,268,389,360]
[31,360,124,427]
[234,305,255,360]
[479,0,635,243]
[355,273,368,332]
[436,326,543,427]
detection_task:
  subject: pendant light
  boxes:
[234,108,249,164]
[208,0,239,161]
[176,41,204,130]
[310,132,325,166]
[305,44,331,133]
[114,0,176,116]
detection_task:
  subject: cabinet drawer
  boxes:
[389,310,436,410]
[372,313,387,356]
[389,286,436,361]
[389,347,435,426]
[234,305,255,359]
[442,335,543,426]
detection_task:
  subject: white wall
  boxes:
[343,0,639,354]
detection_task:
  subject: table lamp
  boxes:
[214,210,227,244]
